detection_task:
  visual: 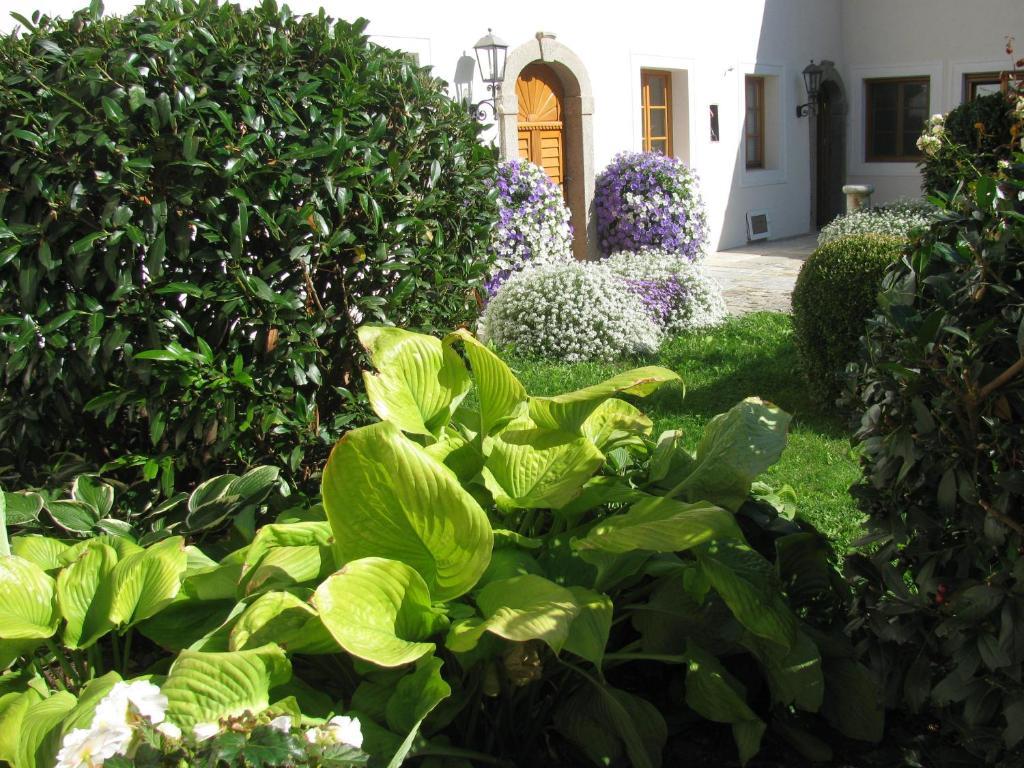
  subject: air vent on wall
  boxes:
[746,210,771,241]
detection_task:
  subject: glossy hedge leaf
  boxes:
[322,421,492,601]
[821,658,885,743]
[573,497,742,555]
[359,326,471,438]
[314,557,447,668]
[529,367,682,433]
[162,644,291,729]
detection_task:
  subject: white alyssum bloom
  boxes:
[268,715,293,733]
[94,680,169,729]
[55,724,134,768]
[603,250,727,333]
[193,722,221,741]
[304,715,363,748]
[818,199,937,246]
[480,261,663,362]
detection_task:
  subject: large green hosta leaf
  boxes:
[162,644,291,730]
[745,630,824,712]
[57,540,118,648]
[323,421,492,601]
[529,367,682,433]
[555,682,666,768]
[581,399,653,451]
[16,691,76,768]
[447,574,579,653]
[685,643,765,767]
[563,586,613,666]
[109,536,188,627]
[359,326,471,438]
[696,540,797,650]
[0,556,59,641]
[0,686,44,764]
[446,328,526,435]
[230,591,337,654]
[482,417,604,510]
[671,398,790,511]
[821,658,885,742]
[10,536,69,573]
[314,558,447,668]
[573,497,742,554]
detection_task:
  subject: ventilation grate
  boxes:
[746,210,771,241]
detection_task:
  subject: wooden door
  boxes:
[516,63,565,188]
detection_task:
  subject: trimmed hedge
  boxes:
[0,0,498,495]
[791,235,906,400]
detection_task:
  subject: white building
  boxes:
[8,0,1022,254]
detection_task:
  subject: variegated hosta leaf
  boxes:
[446,574,580,654]
[322,421,492,601]
[483,417,605,510]
[313,557,448,668]
[529,366,682,433]
[359,325,471,438]
[445,328,527,435]
[572,497,743,554]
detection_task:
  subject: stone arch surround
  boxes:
[499,33,596,260]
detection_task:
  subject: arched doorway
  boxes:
[516,63,565,190]
[499,34,596,260]
[814,75,846,228]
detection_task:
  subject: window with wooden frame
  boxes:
[744,76,765,169]
[865,76,930,162]
[641,70,672,155]
[963,72,1002,101]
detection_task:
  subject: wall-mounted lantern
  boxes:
[469,28,508,121]
[796,60,824,117]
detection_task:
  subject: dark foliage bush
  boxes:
[791,234,906,401]
[0,0,498,496]
[920,92,1017,196]
[847,155,1024,764]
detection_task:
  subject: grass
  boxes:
[504,312,865,552]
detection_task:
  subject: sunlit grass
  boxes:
[505,312,865,552]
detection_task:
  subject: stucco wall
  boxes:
[841,0,1024,203]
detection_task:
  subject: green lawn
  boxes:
[505,312,866,552]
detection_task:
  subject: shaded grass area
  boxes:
[505,312,865,551]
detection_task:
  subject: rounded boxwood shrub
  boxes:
[846,155,1024,764]
[0,0,497,495]
[594,151,708,259]
[919,92,1018,196]
[791,234,905,400]
[480,262,662,362]
[486,159,572,294]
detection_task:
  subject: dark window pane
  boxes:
[649,109,667,138]
[872,131,897,158]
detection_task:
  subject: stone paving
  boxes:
[705,233,818,315]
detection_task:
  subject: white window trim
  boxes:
[738,62,787,188]
[630,53,697,165]
[848,62,943,178]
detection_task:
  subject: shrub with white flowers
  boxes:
[487,159,573,293]
[604,250,727,333]
[480,261,663,362]
[594,151,709,260]
[54,679,366,768]
[817,199,937,245]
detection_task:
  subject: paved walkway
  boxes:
[705,233,818,315]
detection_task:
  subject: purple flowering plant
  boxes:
[486,159,573,294]
[594,151,708,260]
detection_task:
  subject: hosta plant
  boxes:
[0,326,881,767]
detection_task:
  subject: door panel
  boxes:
[517,63,565,189]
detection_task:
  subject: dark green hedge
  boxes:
[791,234,906,401]
[921,92,1017,197]
[847,158,1024,764]
[0,0,498,495]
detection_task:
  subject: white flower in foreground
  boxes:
[156,721,182,741]
[268,715,293,733]
[304,715,363,749]
[55,724,134,768]
[94,680,168,729]
[193,722,221,741]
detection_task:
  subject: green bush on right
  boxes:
[791,234,906,401]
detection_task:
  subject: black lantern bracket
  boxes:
[796,60,824,117]
[469,28,508,123]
